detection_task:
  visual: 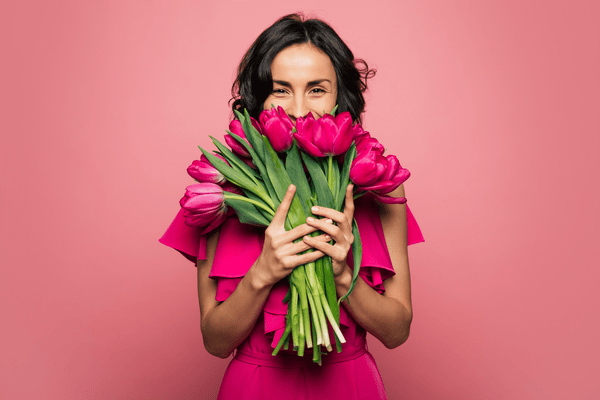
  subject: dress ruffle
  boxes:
[160,195,424,349]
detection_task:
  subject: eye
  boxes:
[272,89,288,95]
[310,88,326,94]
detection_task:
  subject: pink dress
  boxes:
[160,195,424,400]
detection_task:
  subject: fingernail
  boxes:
[312,206,319,212]
[288,184,295,191]
[326,219,333,224]
[325,235,331,240]
[307,217,314,222]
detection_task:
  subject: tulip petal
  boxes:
[372,193,408,204]
[331,112,353,155]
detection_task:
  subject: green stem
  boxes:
[297,270,312,349]
[305,263,332,350]
[297,310,305,357]
[320,293,346,344]
[323,257,343,353]
[311,318,321,364]
[305,280,322,347]
[290,284,299,351]
[272,323,292,356]
[327,155,335,193]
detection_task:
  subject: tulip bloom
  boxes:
[350,147,410,204]
[259,106,294,152]
[179,183,228,234]
[353,125,385,156]
[225,118,261,158]
[187,155,226,184]
[295,112,353,157]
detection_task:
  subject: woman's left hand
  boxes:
[302,184,355,275]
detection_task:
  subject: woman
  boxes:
[160,14,424,399]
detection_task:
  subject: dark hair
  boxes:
[230,13,376,124]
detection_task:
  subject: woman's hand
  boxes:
[302,184,355,276]
[248,184,329,289]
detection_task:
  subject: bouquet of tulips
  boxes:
[179,106,410,364]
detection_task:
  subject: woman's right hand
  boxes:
[248,184,329,289]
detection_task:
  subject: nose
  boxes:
[287,95,309,121]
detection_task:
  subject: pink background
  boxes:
[2,0,599,399]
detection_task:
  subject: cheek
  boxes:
[263,95,287,110]
[317,95,338,114]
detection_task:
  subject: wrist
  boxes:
[245,259,275,293]
[334,264,353,295]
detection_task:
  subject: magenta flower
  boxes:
[179,183,228,234]
[349,147,410,204]
[352,125,385,156]
[294,112,353,157]
[225,118,261,158]
[187,155,226,185]
[259,106,294,152]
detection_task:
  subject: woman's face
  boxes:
[263,43,338,122]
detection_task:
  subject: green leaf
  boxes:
[241,188,276,222]
[285,141,313,217]
[226,131,279,207]
[199,147,258,192]
[338,218,362,304]
[225,130,259,165]
[335,143,356,210]
[301,152,334,209]
[210,136,260,184]
[242,109,267,161]
[224,197,271,226]
[263,136,304,227]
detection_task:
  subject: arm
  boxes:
[197,185,328,358]
[303,184,413,348]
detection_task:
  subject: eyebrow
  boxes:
[273,79,331,87]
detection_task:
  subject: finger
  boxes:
[287,250,326,267]
[282,222,319,242]
[302,235,345,261]
[305,217,343,240]
[312,232,332,242]
[271,184,296,227]
[343,184,355,222]
[285,232,332,254]
[310,206,346,224]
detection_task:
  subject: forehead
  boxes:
[270,43,336,82]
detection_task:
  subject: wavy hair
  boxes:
[230,13,376,124]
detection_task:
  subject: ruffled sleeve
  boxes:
[159,208,207,263]
[349,195,425,293]
[209,216,264,301]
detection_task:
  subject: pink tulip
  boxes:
[224,118,261,158]
[294,113,322,157]
[259,106,294,152]
[187,155,226,184]
[295,112,353,157]
[352,124,369,145]
[179,183,228,234]
[350,148,410,204]
[352,125,385,156]
[350,146,388,187]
